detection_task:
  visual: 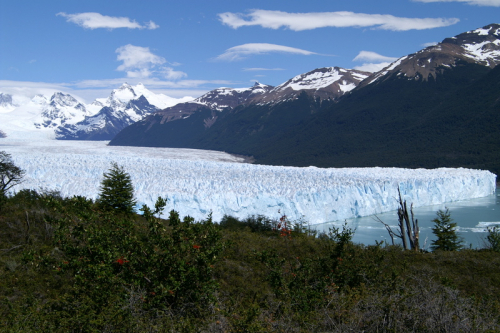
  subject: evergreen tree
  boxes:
[486,226,500,252]
[431,208,463,251]
[98,162,136,214]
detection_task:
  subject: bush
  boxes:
[17,195,225,330]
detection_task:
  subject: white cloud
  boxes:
[242,67,285,71]
[161,67,188,80]
[73,78,233,90]
[125,69,153,79]
[352,51,398,73]
[216,43,318,61]
[145,21,160,30]
[414,0,500,6]
[422,42,439,47]
[116,45,166,71]
[0,80,87,103]
[218,9,459,31]
[57,12,159,30]
[0,79,233,103]
[353,51,399,63]
[115,45,187,80]
[354,62,393,73]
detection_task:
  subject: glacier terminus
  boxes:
[2,139,496,225]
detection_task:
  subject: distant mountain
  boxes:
[56,95,159,140]
[363,23,500,86]
[34,92,91,129]
[0,93,16,112]
[254,67,370,104]
[110,23,500,175]
[110,67,368,146]
[149,82,274,128]
[55,84,163,140]
[0,83,192,140]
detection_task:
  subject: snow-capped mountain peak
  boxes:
[115,83,136,100]
[276,67,369,92]
[33,92,90,129]
[49,92,79,107]
[254,67,371,104]
[0,93,16,112]
[31,94,48,105]
[193,83,274,110]
[364,23,500,85]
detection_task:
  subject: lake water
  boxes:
[313,187,500,250]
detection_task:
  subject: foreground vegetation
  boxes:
[1,189,500,332]
[1,158,499,331]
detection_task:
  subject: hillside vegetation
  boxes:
[1,189,500,332]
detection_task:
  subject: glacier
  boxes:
[1,139,496,224]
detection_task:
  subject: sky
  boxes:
[1,0,500,102]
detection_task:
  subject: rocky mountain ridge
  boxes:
[146,67,369,130]
[364,23,500,86]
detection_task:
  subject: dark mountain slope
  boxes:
[253,62,500,174]
[110,106,216,148]
[189,92,335,155]
[111,92,335,154]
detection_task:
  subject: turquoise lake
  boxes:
[314,187,500,250]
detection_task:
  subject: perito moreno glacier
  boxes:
[2,139,496,224]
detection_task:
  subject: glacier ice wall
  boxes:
[3,140,496,224]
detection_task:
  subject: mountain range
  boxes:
[109,23,500,175]
[0,83,192,140]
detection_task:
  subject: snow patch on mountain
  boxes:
[276,67,368,92]
[192,82,274,111]
[462,39,500,64]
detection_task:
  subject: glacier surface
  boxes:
[1,139,496,224]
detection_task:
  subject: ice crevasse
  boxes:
[9,151,497,224]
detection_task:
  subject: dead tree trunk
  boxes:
[375,187,420,251]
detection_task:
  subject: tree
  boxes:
[431,208,463,251]
[98,162,136,214]
[0,151,25,196]
[486,226,500,252]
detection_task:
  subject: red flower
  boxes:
[193,244,201,249]
[116,256,129,265]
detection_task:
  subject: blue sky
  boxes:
[1,0,499,102]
